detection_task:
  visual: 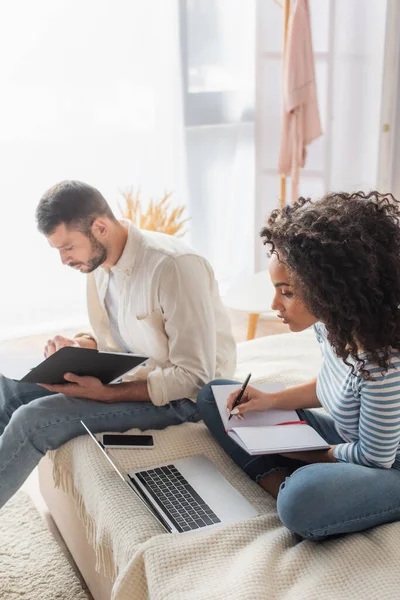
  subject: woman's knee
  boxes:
[277,464,328,538]
[198,380,217,403]
[197,380,220,421]
[197,379,238,418]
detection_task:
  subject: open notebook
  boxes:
[212,383,329,455]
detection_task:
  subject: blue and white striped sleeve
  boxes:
[313,322,324,344]
[333,364,400,469]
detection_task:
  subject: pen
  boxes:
[276,420,307,426]
[228,373,251,421]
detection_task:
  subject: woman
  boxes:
[198,191,400,540]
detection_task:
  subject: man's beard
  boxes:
[86,236,108,272]
[68,233,108,273]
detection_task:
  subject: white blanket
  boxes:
[49,329,400,600]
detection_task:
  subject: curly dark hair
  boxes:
[260,191,400,378]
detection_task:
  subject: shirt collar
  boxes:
[107,220,142,277]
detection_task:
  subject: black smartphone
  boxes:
[101,433,154,449]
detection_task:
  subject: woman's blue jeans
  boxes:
[198,380,400,540]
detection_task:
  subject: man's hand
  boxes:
[38,373,112,402]
[44,335,79,358]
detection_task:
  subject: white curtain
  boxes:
[184,0,256,290]
[330,0,387,191]
[0,0,256,339]
[0,0,187,339]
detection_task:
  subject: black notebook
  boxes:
[20,347,148,385]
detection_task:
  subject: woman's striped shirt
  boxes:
[314,322,400,469]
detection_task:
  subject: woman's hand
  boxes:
[227,385,277,415]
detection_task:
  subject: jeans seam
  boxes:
[242,457,262,469]
[303,503,400,538]
[24,404,163,436]
[181,411,200,424]
[255,467,287,482]
[0,436,36,475]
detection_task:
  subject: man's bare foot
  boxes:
[258,470,288,499]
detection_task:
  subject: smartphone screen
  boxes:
[102,434,154,447]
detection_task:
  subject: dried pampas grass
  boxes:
[119,189,189,237]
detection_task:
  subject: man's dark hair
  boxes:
[260,191,400,378]
[36,180,116,235]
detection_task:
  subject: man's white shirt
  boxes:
[86,221,236,406]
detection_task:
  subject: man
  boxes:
[0,180,236,509]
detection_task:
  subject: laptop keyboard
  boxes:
[135,464,221,532]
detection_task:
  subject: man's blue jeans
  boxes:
[198,380,400,540]
[0,374,199,509]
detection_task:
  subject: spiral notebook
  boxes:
[212,383,329,455]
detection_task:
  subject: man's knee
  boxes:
[0,373,18,398]
[10,403,73,455]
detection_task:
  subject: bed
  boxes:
[38,328,400,600]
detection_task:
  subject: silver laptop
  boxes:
[81,421,258,534]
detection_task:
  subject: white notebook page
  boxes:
[212,383,298,431]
